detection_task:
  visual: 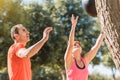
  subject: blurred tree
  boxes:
[89,73,112,80]
[95,0,120,72]
[0,0,118,80]
[24,0,107,79]
[0,0,30,79]
[103,52,118,80]
[0,0,29,69]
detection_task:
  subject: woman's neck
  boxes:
[75,55,81,61]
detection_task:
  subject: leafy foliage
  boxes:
[0,0,29,69]
[0,0,118,80]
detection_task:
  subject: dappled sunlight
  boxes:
[0,0,120,80]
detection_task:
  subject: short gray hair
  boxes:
[10,24,22,40]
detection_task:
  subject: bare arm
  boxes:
[84,32,105,65]
[17,27,53,58]
[64,14,79,70]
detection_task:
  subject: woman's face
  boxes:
[72,42,82,56]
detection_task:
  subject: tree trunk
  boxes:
[95,0,120,71]
[111,68,116,80]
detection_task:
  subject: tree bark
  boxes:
[95,0,120,71]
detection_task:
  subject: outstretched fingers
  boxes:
[43,27,53,41]
[71,14,79,27]
[44,27,53,34]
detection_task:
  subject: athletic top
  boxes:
[67,58,88,80]
[7,43,32,80]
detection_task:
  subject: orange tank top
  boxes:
[7,43,32,80]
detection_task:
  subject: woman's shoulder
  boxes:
[65,58,75,71]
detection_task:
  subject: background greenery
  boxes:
[0,0,119,80]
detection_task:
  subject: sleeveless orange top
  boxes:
[7,43,32,80]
